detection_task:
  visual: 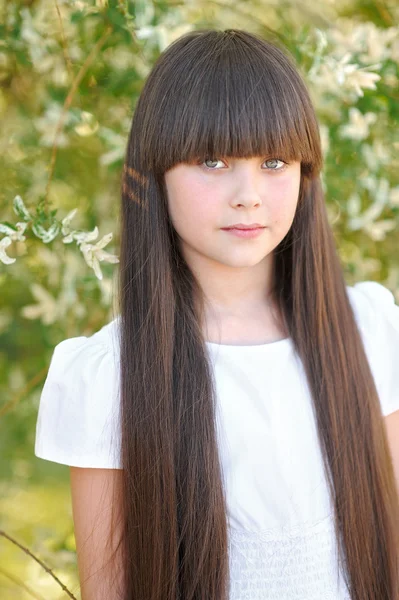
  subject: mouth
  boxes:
[221,225,265,231]
[221,226,266,238]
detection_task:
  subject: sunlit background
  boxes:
[0,0,398,597]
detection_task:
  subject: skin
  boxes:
[164,155,301,344]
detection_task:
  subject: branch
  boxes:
[0,366,48,418]
[0,530,78,600]
[44,24,113,212]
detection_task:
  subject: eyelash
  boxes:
[198,157,288,173]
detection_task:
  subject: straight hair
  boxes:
[109,28,399,599]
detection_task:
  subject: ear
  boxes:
[384,409,399,499]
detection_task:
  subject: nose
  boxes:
[231,164,263,208]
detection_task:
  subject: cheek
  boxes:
[167,180,216,234]
[268,177,300,225]
[188,190,218,225]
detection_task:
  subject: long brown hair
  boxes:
[111,29,399,599]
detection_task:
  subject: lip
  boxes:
[221,223,265,230]
[221,227,265,239]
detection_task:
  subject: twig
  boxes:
[0,366,48,418]
[54,0,74,80]
[374,0,394,25]
[0,530,78,600]
[44,25,113,212]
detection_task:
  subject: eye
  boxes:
[199,157,288,172]
[201,158,225,170]
[264,158,287,172]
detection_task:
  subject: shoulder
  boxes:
[34,315,122,469]
[346,280,397,322]
[50,314,121,369]
[345,280,399,416]
[346,279,398,347]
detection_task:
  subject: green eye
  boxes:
[198,157,288,172]
[203,158,223,169]
[264,158,287,171]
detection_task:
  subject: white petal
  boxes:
[96,249,120,263]
[92,256,103,280]
[61,208,78,229]
[0,251,16,265]
[94,232,113,250]
[0,237,16,264]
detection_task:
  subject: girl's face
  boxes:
[164,156,301,271]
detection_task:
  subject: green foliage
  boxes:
[0,0,398,596]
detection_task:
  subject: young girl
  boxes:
[34,28,399,600]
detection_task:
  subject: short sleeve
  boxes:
[34,320,122,469]
[348,280,399,417]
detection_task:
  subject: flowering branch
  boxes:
[0,197,119,281]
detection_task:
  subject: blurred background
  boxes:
[0,0,398,597]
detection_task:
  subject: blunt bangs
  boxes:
[138,30,321,176]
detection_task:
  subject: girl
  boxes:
[35,29,399,600]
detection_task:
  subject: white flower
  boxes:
[13,195,32,221]
[74,112,99,137]
[61,223,119,279]
[0,223,28,265]
[359,24,398,63]
[365,219,396,241]
[346,192,361,218]
[361,141,390,171]
[329,22,397,64]
[0,222,28,264]
[21,254,88,324]
[98,126,127,166]
[0,237,16,265]
[347,177,390,231]
[21,283,59,325]
[79,232,119,280]
[344,65,381,97]
[134,0,155,30]
[62,225,99,244]
[339,107,377,141]
[313,53,381,98]
[33,101,73,148]
[319,123,330,157]
[391,38,399,63]
[332,53,382,97]
[0,222,28,242]
[61,208,78,235]
[389,186,399,207]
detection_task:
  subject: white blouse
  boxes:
[34,280,399,599]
